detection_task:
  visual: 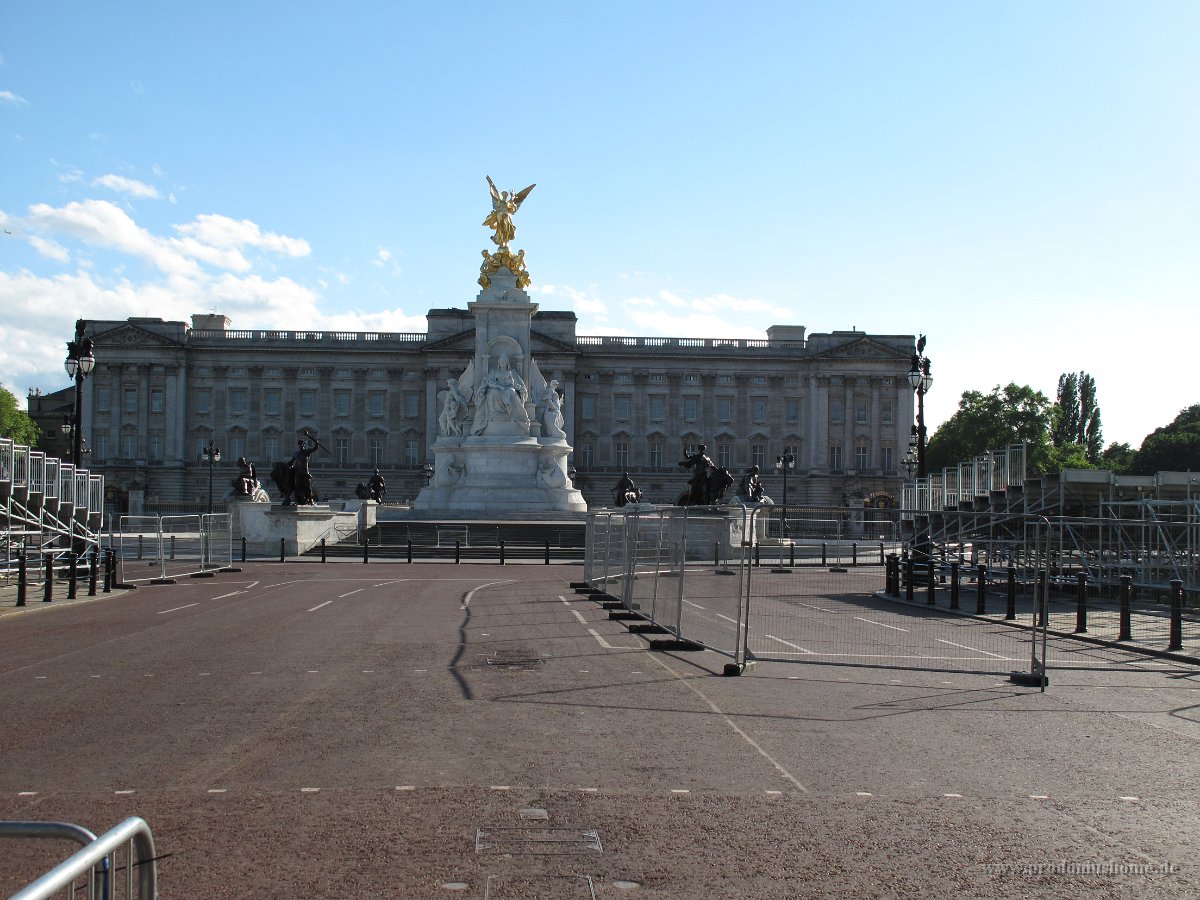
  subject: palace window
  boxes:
[404,394,420,418]
[649,397,665,421]
[370,436,384,465]
[684,397,698,421]
[614,440,629,467]
[150,389,164,413]
[717,398,732,422]
[229,389,248,415]
[195,390,210,414]
[405,439,419,465]
[615,397,631,421]
[229,434,246,462]
[882,400,893,424]
[881,446,894,473]
[580,396,596,420]
[855,445,869,470]
[149,431,163,461]
[830,400,843,424]
[648,440,663,468]
[369,392,385,417]
[335,436,350,465]
[717,443,732,468]
[123,388,137,413]
[335,392,351,417]
[829,445,843,472]
[786,399,799,423]
[299,391,316,417]
[752,398,766,423]
[579,442,595,467]
[264,436,280,462]
[265,390,281,416]
[751,443,767,469]
[856,400,868,425]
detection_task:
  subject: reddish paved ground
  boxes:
[2,561,1198,898]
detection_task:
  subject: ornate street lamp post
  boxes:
[202,439,221,515]
[774,452,795,506]
[907,335,933,479]
[63,320,96,469]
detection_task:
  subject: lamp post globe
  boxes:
[202,440,222,515]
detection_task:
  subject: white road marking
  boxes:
[937,638,1009,659]
[588,628,617,649]
[682,599,705,609]
[764,634,814,654]
[794,602,835,612]
[570,610,589,624]
[854,616,908,632]
[210,591,243,600]
[207,789,227,794]
[855,792,873,797]
[461,580,517,609]
[308,600,333,612]
[17,791,37,797]
[115,790,135,795]
[374,581,404,587]
[339,589,362,598]
[715,613,739,624]
[648,653,809,794]
[301,787,320,793]
[157,603,199,615]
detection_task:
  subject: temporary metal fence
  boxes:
[115,513,233,582]
[585,506,750,669]
[2,816,157,900]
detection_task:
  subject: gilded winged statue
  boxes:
[483,176,535,249]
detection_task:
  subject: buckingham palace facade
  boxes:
[30,311,917,514]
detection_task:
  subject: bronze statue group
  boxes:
[610,443,771,508]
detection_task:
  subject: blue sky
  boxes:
[2,1,1197,449]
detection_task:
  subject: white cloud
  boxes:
[92,174,161,199]
[0,90,27,107]
[376,248,392,265]
[535,283,608,317]
[174,214,310,257]
[29,235,70,262]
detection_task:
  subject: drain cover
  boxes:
[476,826,602,855]
[485,649,545,670]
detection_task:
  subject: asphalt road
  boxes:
[2,561,1198,898]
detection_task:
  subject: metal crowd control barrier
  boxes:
[2,816,157,899]
[586,506,750,673]
[116,514,233,582]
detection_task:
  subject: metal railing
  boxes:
[2,816,157,900]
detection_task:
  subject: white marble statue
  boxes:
[471,354,529,435]
[437,377,469,436]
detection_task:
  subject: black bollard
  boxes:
[363,536,369,564]
[821,542,827,565]
[43,553,53,602]
[321,538,327,563]
[16,552,27,607]
[976,564,986,614]
[241,536,247,563]
[852,543,858,567]
[950,562,960,610]
[714,542,719,567]
[279,538,285,562]
[407,540,413,564]
[138,534,144,560]
[1118,574,1132,641]
[68,551,78,600]
[926,561,935,605]
[455,540,461,564]
[103,549,113,593]
[790,543,795,567]
[1074,572,1088,633]
[878,542,885,566]
[1006,565,1016,620]
[905,555,914,603]
[88,548,98,596]
[170,534,176,560]
[1168,579,1183,652]
[500,540,505,566]
[545,540,550,565]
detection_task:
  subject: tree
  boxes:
[1099,442,1135,473]
[1127,405,1200,475]
[0,383,41,446]
[926,383,1056,474]
[1052,371,1103,464]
